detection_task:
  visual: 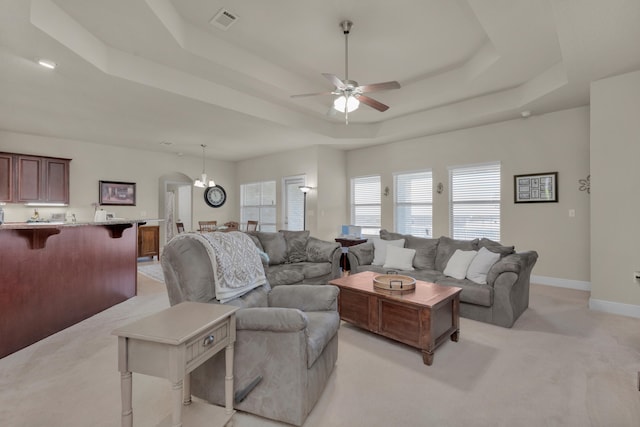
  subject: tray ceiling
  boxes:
[0,0,639,160]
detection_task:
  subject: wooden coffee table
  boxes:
[329,271,461,365]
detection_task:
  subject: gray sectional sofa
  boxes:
[246,230,342,286]
[346,230,538,327]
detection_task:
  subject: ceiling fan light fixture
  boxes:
[333,95,359,113]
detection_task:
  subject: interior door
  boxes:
[283,176,305,231]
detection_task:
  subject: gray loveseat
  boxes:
[161,232,340,426]
[247,230,342,286]
[346,230,538,328]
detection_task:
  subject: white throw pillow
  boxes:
[443,249,478,280]
[372,238,405,266]
[466,247,501,284]
[383,245,416,271]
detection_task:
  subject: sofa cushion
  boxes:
[300,262,332,280]
[380,230,438,270]
[246,233,264,252]
[437,277,493,307]
[348,242,374,266]
[466,247,501,284]
[372,238,405,266]
[435,236,479,272]
[305,311,340,368]
[284,262,332,280]
[383,245,416,271]
[443,249,478,280]
[479,238,515,257]
[379,230,406,241]
[280,230,309,263]
[306,237,340,263]
[410,269,445,283]
[266,264,304,286]
[257,232,288,265]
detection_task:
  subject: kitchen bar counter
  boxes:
[0,220,150,358]
[0,218,159,229]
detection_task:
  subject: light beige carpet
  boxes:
[137,260,166,283]
[1,269,639,427]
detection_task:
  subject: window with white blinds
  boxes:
[394,170,433,237]
[351,175,381,236]
[449,162,501,241]
[240,180,277,232]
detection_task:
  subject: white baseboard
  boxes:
[589,298,640,319]
[531,275,591,291]
[531,276,640,319]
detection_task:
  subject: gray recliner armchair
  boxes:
[160,233,340,426]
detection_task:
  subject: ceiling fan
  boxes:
[291,20,401,123]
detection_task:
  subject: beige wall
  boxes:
[346,107,591,282]
[235,145,346,240]
[590,70,640,311]
[0,130,237,232]
[316,146,347,239]
[3,108,594,284]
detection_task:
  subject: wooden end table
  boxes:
[335,238,368,273]
[112,302,239,427]
[329,271,461,365]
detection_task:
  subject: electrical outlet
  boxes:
[569,209,575,217]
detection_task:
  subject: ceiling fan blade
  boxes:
[322,73,346,90]
[291,91,335,98]
[357,95,390,112]
[358,81,401,93]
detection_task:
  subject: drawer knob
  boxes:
[203,335,215,346]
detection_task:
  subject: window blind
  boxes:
[449,163,501,241]
[241,180,277,231]
[351,175,381,236]
[394,170,433,237]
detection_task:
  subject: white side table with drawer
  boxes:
[112,302,239,427]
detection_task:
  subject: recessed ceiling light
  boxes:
[521,110,532,118]
[37,59,57,69]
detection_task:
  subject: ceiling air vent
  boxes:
[209,8,238,31]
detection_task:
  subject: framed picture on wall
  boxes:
[514,172,558,203]
[99,180,136,206]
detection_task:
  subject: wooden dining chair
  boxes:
[246,220,258,232]
[198,220,217,232]
[224,221,239,231]
[176,222,185,233]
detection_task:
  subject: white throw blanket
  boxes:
[176,231,267,303]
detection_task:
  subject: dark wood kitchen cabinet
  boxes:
[0,153,14,202]
[138,225,160,259]
[43,157,70,203]
[0,152,71,204]
[16,155,42,202]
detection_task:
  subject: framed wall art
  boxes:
[99,180,136,206]
[514,172,558,203]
